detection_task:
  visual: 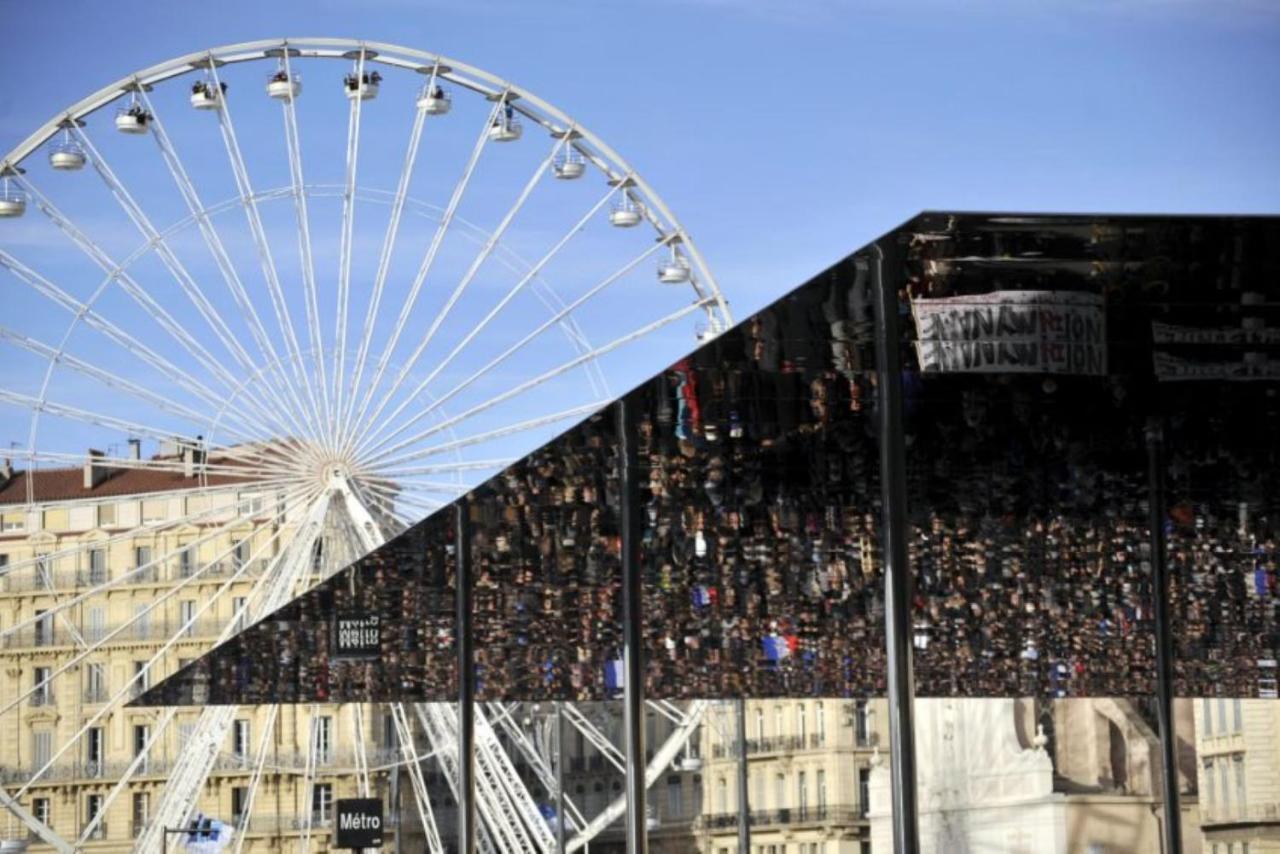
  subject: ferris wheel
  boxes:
[0,38,727,853]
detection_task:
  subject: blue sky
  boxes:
[4,0,1277,321]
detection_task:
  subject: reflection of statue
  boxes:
[869,699,1062,854]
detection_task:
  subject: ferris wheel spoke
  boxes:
[225,703,277,851]
[341,131,568,458]
[348,96,503,442]
[1,388,215,450]
[0,326,258,447]
[7,182,303,443]
[7,488,318,798]
[353,234,668,460]
[278,47,333,437]
[359,264,701,469]
[75,706,179,845]
[0,249,289,443]
[389,702,447,854]
[206,62,327,449]
[344,187,616,457]
[133,89,324,442]
[63,126,307,438]
[330,49,371,452]
[341,95,431,455]
[364,400,605,473]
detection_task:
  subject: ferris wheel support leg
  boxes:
[0,786,74,853]
[617,398,648,854]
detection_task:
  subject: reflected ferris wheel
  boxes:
[0,38,726,852]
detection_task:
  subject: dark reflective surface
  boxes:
[137,213,1280,707]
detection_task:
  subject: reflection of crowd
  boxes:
[146,518,459,706]
[144,218,1280,708]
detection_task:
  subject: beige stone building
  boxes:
[1194,698,1280,854]
[0,448,387,852]
[694,699,888,854]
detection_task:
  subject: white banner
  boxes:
[1153,352,1280,382]
[1152,322,1280,346]
[912,290,1106,375]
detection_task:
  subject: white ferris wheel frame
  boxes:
[0,37,726,854]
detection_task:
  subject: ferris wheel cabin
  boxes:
[267,70,302,100]
[417,84,452,115]
[344,70,382,101]
[115,105,151,134]
[190,80,226,110]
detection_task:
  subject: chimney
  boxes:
[128,438,142,461]
[0,457,11,488]
[83,449,109,490]
[182,444,195,479]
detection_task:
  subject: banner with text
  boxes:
[912,290,1106,375]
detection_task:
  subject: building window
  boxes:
[141,499,165,523]
[33,666,52,706]
[234,719,251,761]
[1233,754,1246,815]
[1202,698,1213,736]
[311,782,333,824]
[86,662,106,702]
[666,775,682,818]
[755,708,764,743]
[774,773,786,811]
[134,603,151,640]
[774,705,783,738]
[717,777,728,814]
[132,792,149,837]
[133,724,151,773]
[98,502,116,527]
[817,769,827,811]
[33,796,50,828]
[179,600,196,636]
[1232,699,1243,733]
[134,545,153,571]
[232,786,247,823]
[1204,759,1216,806]
[85,793,104,838]
[859,768,871,817]
[86,727,105,777]
[178,548,193,578]
[815,702,825,744]
[315,716,334,765]
[797,703,807,743]
[87,607,105,643]
[797,770,808,816]
[33,731,52,770]
[134,660,150,696]
[88,548,108,585]
[1,511,24,532]
[855,700,870,746]
[34,608,52,646]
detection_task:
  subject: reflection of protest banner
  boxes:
[1153,352,1280,382]
[912,290,1106,375]
[1152,322,1280,346]
[332,613,381,659]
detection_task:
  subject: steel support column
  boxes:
[556,701,567,854]
[1146,418,1183,854]
[735,698,751,854]
[869,247,920,854]
[456,501,476,854]
[617,397,648,854]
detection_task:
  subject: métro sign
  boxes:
[335,798,383,849]
[332,613,381,659]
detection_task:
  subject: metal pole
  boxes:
[617,397,648,854]
[456,501,476,854]
[1146,418,1182,854]
[556,701,567,854]
[391,752,402,854]
[735,698,750,854]
[869,247,920,854]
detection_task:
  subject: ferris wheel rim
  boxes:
[0,36,732,333]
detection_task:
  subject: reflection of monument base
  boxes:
[868,698,1065,853]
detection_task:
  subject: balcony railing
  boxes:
[2,617,229,649]
[0,559,268,594]
[0,757,177,786]
[1201,801,1280,826]
[697,805,864,831]
[710,733,826,759]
